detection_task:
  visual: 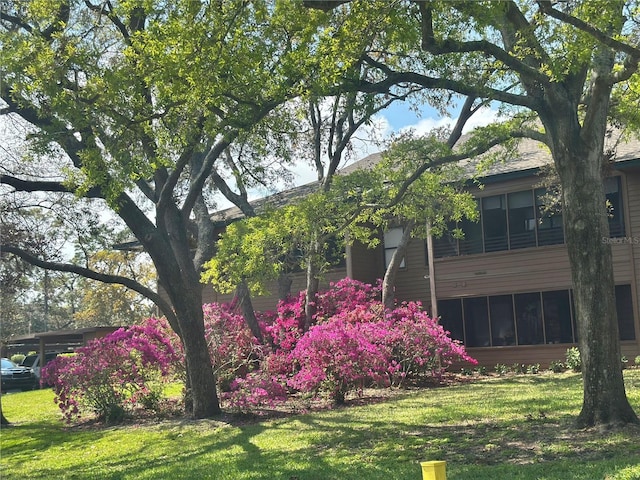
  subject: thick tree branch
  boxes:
[421,35,548,86]
[0,10,34,33]
[209,169,255,217]
[0,244,177,328]
[360,55,539,110]
[537,1,640,59]
[0,174,103,198]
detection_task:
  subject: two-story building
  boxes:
[207,136,640,368]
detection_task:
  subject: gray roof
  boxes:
[211,133,640,224]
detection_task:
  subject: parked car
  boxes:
[19,352,68,384]
[1,358,38,392]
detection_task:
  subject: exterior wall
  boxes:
[347,239,385,284]
[381,171,640,367]
[621,169,640,362]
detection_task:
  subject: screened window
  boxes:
[515,293,544,345]
[542,290,574,344]
[463,297,491,347]
[431,179,623,258]
[459,205,483,255]
[616,284,636,341]
[482,195,508,252]
[383,227,406,268]
[489,295,516,346]
[438,299,464,342]
[535,188,565,246]
[605,177,625,238]
[508,191,536,249]
[438,286,633,348]
[432,223,459,258]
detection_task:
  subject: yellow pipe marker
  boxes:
[420,460,446,480]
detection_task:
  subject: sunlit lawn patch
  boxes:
[1,370,639,480]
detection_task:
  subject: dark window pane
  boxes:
[482,195,508,252]
[325,236,346,267]
[460,200,483,254]
[570,290,578,343]
[489,295,516,346]
[508,191,536,249]
[463,297,491,347]
[433,232,458,258]
[535,188,564,246]
[515,292,544,345]
[615,284,636,341]
[605,177,625,238]
[542,290,574,344]
[438,299,464,342]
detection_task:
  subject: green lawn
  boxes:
[2,370,639,480]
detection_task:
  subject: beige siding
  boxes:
[622,170,640,355]
[454,341,640,370]
[348,240,384,284]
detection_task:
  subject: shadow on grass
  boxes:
[2,372,639,480]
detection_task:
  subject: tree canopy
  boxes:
[308,0,640,428]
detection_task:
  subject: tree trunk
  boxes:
[0,386,8,425]
[304,239,321,330]
[235,279,264,344]
[168,282,221,418]
[546,112,638,427]
[382,222,415,310]
[169,273,220,419]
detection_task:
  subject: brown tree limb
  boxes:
[0,244,180,332]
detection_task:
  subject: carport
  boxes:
[1,327,121,361]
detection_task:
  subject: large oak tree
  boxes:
[308,0,640,427]
[0,0,331,418]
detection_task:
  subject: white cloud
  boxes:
[398,106,502,137]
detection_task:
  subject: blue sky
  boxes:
[282,99,501,191]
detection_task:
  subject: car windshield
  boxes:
[20,355,37,367]
[1,358,17,369]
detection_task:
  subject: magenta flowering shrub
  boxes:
[384,302,477,385]
[262,279,382,355]
[205,279,476,408]
[313,278,383,321]
[45,279,476,419]
[42,318,180,423]
[261,293,306,353]
[220,372,288,412]
[288,316,393,403]
[203,302,266,388]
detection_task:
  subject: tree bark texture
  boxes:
[236,279,265,344]
[542,104,638,427]
[304,239,321,330]
[158,274,221,417]
[382,222,415,310]
[0,387,8,425]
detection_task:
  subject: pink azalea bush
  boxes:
[203,302,266,389]
[383,302,477,385]
[288,314,393,403]
[222,279,476,406]
[45,278,476,419]
[42,318,180,423]
[220,371,288,412]
[287,299,477,403]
